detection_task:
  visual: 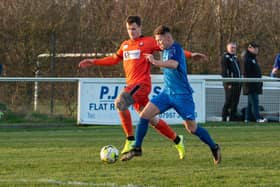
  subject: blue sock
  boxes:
[194,125,216,149]
[135,118,149,148]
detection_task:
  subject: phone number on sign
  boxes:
[159,112,180,119]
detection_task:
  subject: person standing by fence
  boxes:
[242,42,267,123]
[220,42,242,121]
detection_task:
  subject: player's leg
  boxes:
[133,85,179,144]
[174,94,221,165]
[115,85,140,154]
[149,92,185,159]
[118,109,133,138]
[150,117,176,140]
[149,117,185,159]
[118,110,135,154]
[121,92,172,161]
[121,101,159,161]
[183,120,221,164]
[134,88,185,159]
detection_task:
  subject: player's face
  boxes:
[126,23,141,40]
[155,34,168,50]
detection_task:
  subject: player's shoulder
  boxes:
[172,42,184,53]
[121,36,156,44]
[120,39,130,46]
[169,42,182,49]
[140,36,157,44]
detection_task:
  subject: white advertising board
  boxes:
[77,76,205,125]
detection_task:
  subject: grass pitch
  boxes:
[0,122,279,187]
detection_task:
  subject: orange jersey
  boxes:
[116,36,160,85]
[94,36,192,86]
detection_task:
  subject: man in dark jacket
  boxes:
[221,42,242,121]
[242,42,267,123]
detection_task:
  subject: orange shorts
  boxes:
[124,83,151,112]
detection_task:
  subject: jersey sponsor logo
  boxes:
[163,47,176,61]
[123,49,141,60]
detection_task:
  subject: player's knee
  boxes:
[184,120,197,134]
[115,99,128,111]
[115,92,134,111]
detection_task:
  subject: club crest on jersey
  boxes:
[123,49,141,60]
[123,45,128,50]
[139,42,144,46]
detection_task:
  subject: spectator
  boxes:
[270,52,280,77]
[220,42,242,121]
[242,42,267,123]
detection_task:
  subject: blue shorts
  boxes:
[151,91,196,120]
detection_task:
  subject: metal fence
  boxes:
[205,78,280,122]
[0,76,279,122]
[0,77,79,118]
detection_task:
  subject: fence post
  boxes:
[50,31,56,115]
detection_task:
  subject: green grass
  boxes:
[0,111,75,124]
[0,122,279,187]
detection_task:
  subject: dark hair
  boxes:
[227,42,236,46]
[248,41,260,48]
[153,25,171,35]
[126,15,141,26]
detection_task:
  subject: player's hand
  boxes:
[143,53,155,63]
[78,59,95,68]
[191,53,208,61]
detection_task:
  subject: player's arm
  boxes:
[78,54,122,68]
[184,50,208,61]
[144,54,178,69]
[270,54,280,77]
[153,39,207,61]
[271,67,278,77]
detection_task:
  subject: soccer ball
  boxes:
[100,145,119,164]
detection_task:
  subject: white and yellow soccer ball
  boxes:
[100,145,119,164]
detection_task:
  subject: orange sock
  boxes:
[119,109,133,137]
[154,119,177,141]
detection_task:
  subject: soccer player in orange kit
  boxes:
[79,15,207,159]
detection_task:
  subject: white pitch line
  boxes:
[0,178,153,187]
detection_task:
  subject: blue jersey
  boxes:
[162,42,193,95]
[151,42,195,120]
[273,53,280,69]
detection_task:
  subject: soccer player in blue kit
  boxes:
[121,25,221,165]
